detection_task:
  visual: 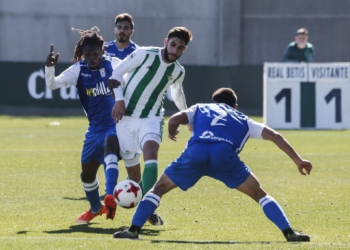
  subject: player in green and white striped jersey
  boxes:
[112,44,188,119]
[109,27,192,225]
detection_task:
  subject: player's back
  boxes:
[76,56,116,132]
[189,103,250,152]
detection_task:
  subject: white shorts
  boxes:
[116,116,163,160]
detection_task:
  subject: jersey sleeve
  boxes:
[183,105,198,125]
[111,57,122,70]
[45,63,80,90]
[111,48,146,82]
[170,69,185,89]
[247,118,266,139]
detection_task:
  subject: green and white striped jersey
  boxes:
[112,47,185,118]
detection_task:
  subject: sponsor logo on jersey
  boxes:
[86,81,110,97]
[199,131,214,139]
[147,66,153,71]
[199,130,233,145]
[167,74,172,81]
[100,68,106,78]
[81,73,91,77]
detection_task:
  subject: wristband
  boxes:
[113,87,124,101]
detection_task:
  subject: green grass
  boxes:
[0,115,349,249]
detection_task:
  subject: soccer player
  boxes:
[113,87,312,242]
[104,13,138,60]
[109,27,193,225]
[102,13,142,196]
[45,27,136,223]
[104,13,163,225]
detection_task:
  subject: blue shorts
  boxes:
[164,142,250,191]
[81,126,117,164]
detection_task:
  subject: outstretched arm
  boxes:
[261,126,313,175]
[45,44,78,90]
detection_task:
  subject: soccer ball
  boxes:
[113,180,142,209]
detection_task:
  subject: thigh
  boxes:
[116,117,141,158]
[139,117,163,147]
[164,143,209,191]
[104,127,120,158]
[81,130,104,164]
[152,172,178,198]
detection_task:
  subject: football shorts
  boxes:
[116,116,163,160]
[164,141,251,191]
[81,126,117,164]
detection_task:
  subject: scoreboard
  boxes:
[264,63,350,129]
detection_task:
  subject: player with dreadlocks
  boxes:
[45,27,141,223]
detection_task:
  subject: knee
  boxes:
[150,186,164,198]
[252,188,267,202]
[80,171,96,183]
[143,141,159,159]
[104,136,119,155]
[128,171,141,183]
[150,181,170,198]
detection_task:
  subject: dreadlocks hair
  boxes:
[71,26,104,62]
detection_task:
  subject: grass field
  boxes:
[0,115,349,249]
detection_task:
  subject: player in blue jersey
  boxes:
[113,87,313,242]
[104,13,138,60]
[104,13,163,226]
[45,27,140,223]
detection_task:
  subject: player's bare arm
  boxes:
[108,78,125,123]
[111,100,125,123]
[108,79,121,89]
[168,111,189,141]
[261,126,313,175]
[45,44,60,67]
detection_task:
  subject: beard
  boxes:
[164,46,180,63]
[117,33,129,43]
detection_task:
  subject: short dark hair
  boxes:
[296,28,308,35]
[115,13,134,29]
[167,27,193,45]
[212,88,237,107]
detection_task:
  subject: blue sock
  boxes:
[82,177,102,213]
[132,193,160,227]
[104,153,119,195]
[259,195,290,231]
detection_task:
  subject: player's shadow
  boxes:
[44,225,163,237]
[43,224,124,235]
[151,239,286,245]
[63,195,105,201]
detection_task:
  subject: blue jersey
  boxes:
[76,56,116,132]
[104,40,138,60]
[187,103,251,153]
